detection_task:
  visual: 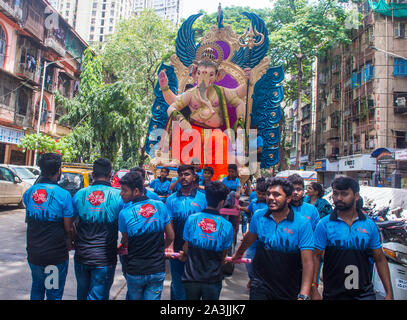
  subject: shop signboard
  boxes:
[0,126,25,145]
[339,154,376,172]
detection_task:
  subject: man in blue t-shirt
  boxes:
[23,153,74,300]
[149,167,171,202]
[180,181,233,300]
[232,177,314,300]
[287,174,320,231]
[198,166,214,194]
[238,178,268,288]
[72,158,122,300]
[118,171,174,300]
[166,164,207,300]
[311,176,393,300]
[222,164,241,198]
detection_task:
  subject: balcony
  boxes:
[327,127,340,140]
[0,0,23,22]
[16,62,40,84]
[44,30,66,57]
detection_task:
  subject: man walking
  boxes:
[166,164,207,300]
[287,174,320,231]
[23,153,74,300]
[311,176,393,300]
[180,181,233,300]
[232,177,314,300]
[119,171,174,300]
[72,158,122,300]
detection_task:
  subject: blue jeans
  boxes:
[241,211,249,234]
[28,260,68,300]
[184,281,222,300]
[74,262,116,300]
[126,272,165,300]
[169,259,186,300]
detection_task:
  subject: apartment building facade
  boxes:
[133,0,182,24]
[50,0,134,43]
[308,1,407,188]
[0,0,87,165]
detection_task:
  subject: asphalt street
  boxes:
[0,205,250,300]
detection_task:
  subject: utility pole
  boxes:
[295,51,303,170]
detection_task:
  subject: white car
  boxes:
[0,165,31,208]
[4,165,37,186]
[23,165,40,177]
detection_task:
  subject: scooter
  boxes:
[372,219,407,299]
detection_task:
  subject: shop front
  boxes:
[0,125,28,165]
[315,158,339,188]
[338,154,377,186]
[395,149,407,189]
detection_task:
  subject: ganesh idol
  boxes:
[160,45,247,180]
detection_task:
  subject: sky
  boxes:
[181,0,275,18]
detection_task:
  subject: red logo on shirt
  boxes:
[31,189,48,204]
[87,191,105,206]
[198,218,218,234]
[358,227,369,234]
[283,227,294,235]
[139,204,157,218]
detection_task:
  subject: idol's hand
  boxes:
[179,119,192,131]
[159,69,169,88]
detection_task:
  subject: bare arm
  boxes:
[164,222,175,249]
[298,249,314,299]
[121,232,129,248]
[311,249,323,300]
[231,231,257,262]
[372,248,394,300]
[63,217,75,251]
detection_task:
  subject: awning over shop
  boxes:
[371,147,395,158]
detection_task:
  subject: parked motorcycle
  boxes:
[372,219,407,299]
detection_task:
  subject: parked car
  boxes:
[0,165,31,207]
[4,164,37,186]
[112,169,129,189]
[59,163,93,196]
[23,166,40,177]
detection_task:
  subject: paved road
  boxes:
[0,205,250,300]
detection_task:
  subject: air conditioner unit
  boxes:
[396,97,406,107]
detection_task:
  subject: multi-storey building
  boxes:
[311,0,407,187]
[51,0,134,43]
[133,0,182,24]
[0,0,88,165]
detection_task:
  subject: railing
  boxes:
[0,0,23,21]
[16,62,40,83]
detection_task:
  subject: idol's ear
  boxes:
[189,63,198,79]
[216,68,226,82]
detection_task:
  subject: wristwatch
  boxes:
[297,293,311,300]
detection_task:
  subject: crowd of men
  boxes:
[23,153,394,300]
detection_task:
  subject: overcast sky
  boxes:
[181,0,275,18]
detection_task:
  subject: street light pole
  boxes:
[33,60,49,166]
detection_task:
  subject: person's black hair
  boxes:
[130,167,145,179]
[228,164,238,172]
[93,158,112,179]
[119,171,145,193]
[310,182,324,198]
[205,181,230,208]
[38,153,61,178]
[287,173,304,188]
[161,167,170,174]
[331,176,360,194]
[203,166,214,175]
[256,179,267,193]
[177,164,195,175]
[356,197,364,210]
[266,177,294,197]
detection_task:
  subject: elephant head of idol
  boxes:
[190,45,225,104]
